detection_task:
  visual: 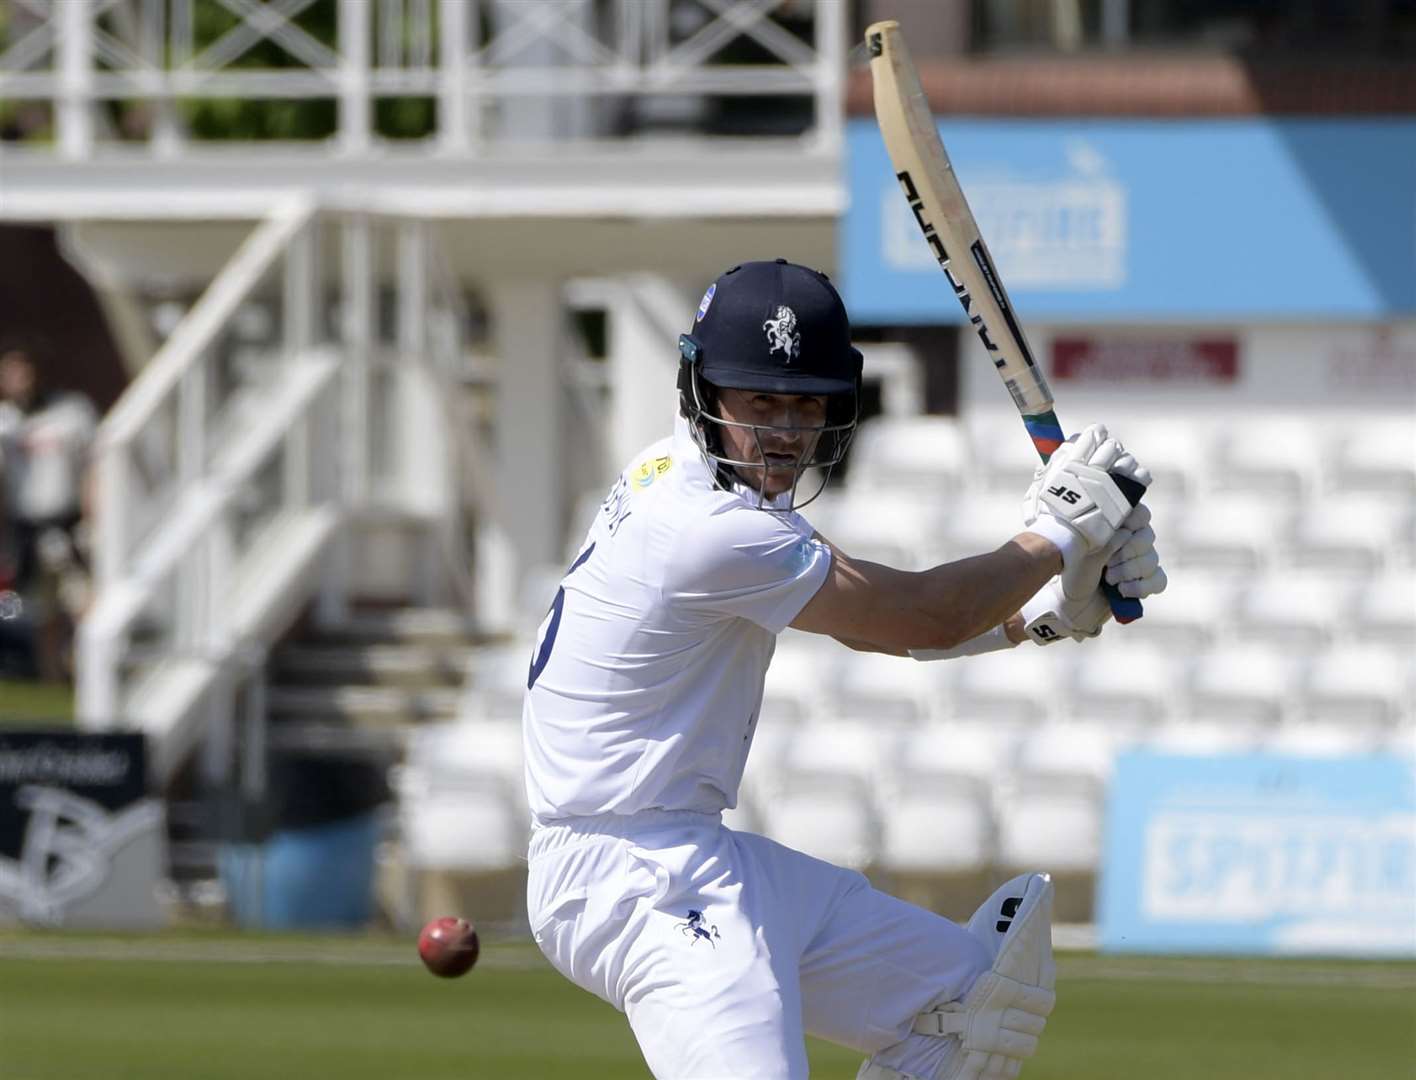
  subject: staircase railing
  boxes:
[76,201,481,784]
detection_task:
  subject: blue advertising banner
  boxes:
[842,118,1416,323]
[1099,752,1416,957]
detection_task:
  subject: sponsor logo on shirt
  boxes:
[632,455,673,490]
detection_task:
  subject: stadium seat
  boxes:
[761,640,827,726]
[756,776,878,869]
[994,777,1102,873]
[1262,722,1382,758]
[1331,415,1416,495]
[1123,416,1220,499]
[967,411,1046,494]
[878,783,994,874]
[1354,571,1416,646]
[1287,493,1413,573]
[1186,644,1297,726]
[403,720,525,788]
[807,490,940,570]
[1213,415,1325,497]
[941,492,1027,560]
[949,647,1069,724]
[835,650,941,725]
[1235,573,1353,649]
[398,784,525,872]
[1128,570,1236,651]
[1069,640,1185,727]
[459,642,533,721]
[1303,645,1412,727]
[893,720,1019,787]
[774,718,896,790]
[1014,721,1121,789]
[1145,718,1264,755]
[846,415,971,497]
[1169,492,1296,571]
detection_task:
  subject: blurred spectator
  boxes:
[0,340,97,681]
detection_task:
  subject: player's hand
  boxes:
[1021,504,1165,645]
[1021,424,1150,566]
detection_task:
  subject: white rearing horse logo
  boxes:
[763,305,800,362]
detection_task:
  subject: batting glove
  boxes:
[1021,503,1167,645]
[1021,424,1150,568]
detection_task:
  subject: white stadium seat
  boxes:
[1130,570,1237,651]
[835,650,940,725]
[1014,721,1120,789]
[756,776,878,869]
[1354,571,1416,646]
[1287,493,1413,573]
[1303,645,1412,727]
[967,411,1045,494]
[397,725,527,873]
[807,490,939,570]
[1331,415,1416,495]
[1213,415,1326,497]
[774,719,896,790]
[942,492,1027,559]
[1186,643,1297,726]
[1235,573,1353,648]
[1146,718,1264,755]
[404,720,524,787]
[460,642,534,722]
[950,647,1069,724]
[761,641,827,726]
[847,415,971,497]
[1123,416,1220,499]
[1069,640,1185,726]
[892,721,1018,788]
[1169,492,1296,571]
[1263,722,1382,758]
[879,785,994,874]
[995,778,1103,873]
[398,784,525,872]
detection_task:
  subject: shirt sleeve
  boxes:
[663,503,831,632]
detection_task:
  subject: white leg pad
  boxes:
[912,873,1057,1080]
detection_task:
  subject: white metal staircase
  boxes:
[76,202,488,785]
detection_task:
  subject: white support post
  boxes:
[58,0,96,160]
[175,361,207,649]
[338,0,372,155]
[811,0,845,154]
[438,0,472,152]
[397,221,444,605]
[284,220,317,511]
[488,279,563,607]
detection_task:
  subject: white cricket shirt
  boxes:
[523,416,831,823]
[0,392,97,522]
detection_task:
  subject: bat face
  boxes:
[867,19,1144,622]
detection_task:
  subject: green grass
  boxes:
[1,933,1413,1079]
[0,678,75,725]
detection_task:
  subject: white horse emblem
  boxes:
[763,305,800,362]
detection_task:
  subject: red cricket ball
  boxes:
[417,916,481,978]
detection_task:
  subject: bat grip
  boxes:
[1103,473,1148,624]
[1024,410,1145,624]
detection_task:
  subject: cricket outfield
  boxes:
[2,931,1413,1079]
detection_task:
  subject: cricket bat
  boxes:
[866,20,1145,622]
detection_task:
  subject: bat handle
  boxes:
[1025,410,1145,624]
[1103,473,1147,624]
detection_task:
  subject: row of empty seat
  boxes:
[848,412,1416,501]
[394,714,1414,877]
[458,627,1415,731]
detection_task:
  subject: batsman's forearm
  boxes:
[913,533,1060,649]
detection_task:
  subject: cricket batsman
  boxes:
[523,260,1166,1079]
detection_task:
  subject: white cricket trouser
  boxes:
[527,809,990,1080]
